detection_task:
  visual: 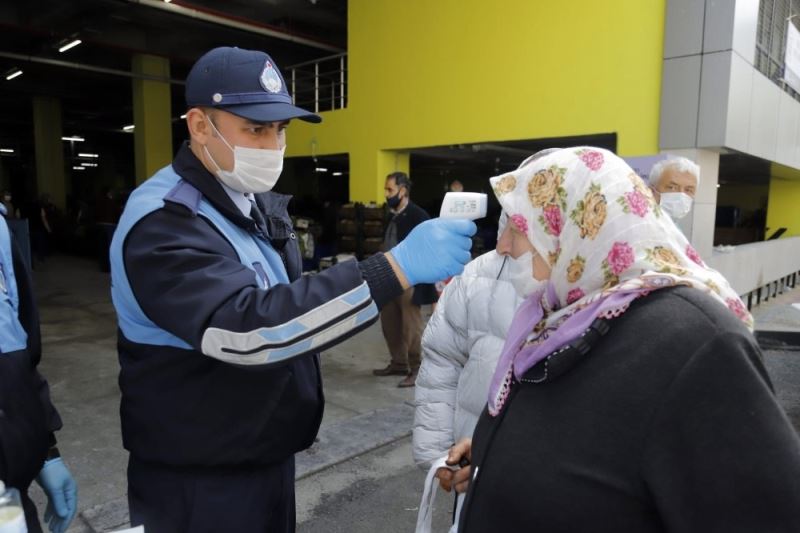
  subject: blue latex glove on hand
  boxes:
[36,457,78,533]
[390,218,477,285]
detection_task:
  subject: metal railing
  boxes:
[287,53,347,113]
[745,271,799,309]
[756,0,800,102]
[707,236,800,310]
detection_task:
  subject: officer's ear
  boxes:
[186,108,212,144]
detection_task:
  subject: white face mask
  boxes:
[660,192,693,220]
[204,115,285,194]
[505,251,547,298]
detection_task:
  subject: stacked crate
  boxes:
[336,203,387,259]
[360,204,385,256]
[336,204,359,256]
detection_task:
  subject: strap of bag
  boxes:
[416,456,450,533]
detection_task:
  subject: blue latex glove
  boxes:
[390,218,477,285]
[35,457,78,533]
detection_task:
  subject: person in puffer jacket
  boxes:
[414,249,521,469]
[413,150,558,532]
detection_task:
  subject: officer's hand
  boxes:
[388,218,476,286]
[35,458,78,533]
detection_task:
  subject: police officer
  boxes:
[110,46,475,533]
[0,204,78,533]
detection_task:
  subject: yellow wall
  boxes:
[767,178,800,237]
[287,0,666,203]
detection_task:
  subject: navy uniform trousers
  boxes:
[128,455,296,533]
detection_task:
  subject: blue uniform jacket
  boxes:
[114,142,403,468]
[0,209,61,490]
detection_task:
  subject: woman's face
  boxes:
[496,225,552,281]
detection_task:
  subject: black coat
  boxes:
[0,227,61,491]
[385,201,437,305]
[459,286,800,532]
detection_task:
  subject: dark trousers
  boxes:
[22,490,43,533]
[128,455,296,533]
[380,287,422,371]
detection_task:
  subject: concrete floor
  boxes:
[21,254,800,532]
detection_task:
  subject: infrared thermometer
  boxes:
[439,192,487,220]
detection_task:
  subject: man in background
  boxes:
[648,156,699,220]
[374,172,438,387]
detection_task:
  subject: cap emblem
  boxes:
[260,61,283,94]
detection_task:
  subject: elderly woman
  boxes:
[446,147,800,532]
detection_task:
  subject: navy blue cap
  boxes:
[185,47,321,123]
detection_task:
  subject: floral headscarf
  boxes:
[487,147,752,415]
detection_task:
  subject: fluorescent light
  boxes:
[332,171,343,176]
[0,148,14,153]
[5,69,22,81]
[315,167,328,172]
[80,162,98,167]
[123,124,135,132]
[62,136,85,142]
[164,0,172,3]
[180,114,187,119]
[77,152,99,158]
[58,39,82,53]
[73,166,85,170]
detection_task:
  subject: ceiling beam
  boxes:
[125,0,344,53]
[0,51,184,84]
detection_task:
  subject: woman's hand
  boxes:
[435,438,472,493]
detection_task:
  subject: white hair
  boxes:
[648,156,700,187]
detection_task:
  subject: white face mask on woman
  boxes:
[505,251,547,298]
[204,115,285,194]
[660,192,693,220]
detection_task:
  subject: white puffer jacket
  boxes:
[413,250,523,467]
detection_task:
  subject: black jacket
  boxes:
[0,228,61,490]
[385,201,437,305]
[119,143,402,468]
[459,286,800,533]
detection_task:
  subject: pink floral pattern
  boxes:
[488,147,753,325]
[619,190,649,217]
[726,297,749,321]
[540,204,563,236]
[566,288,585,304]
[686,244,704,266]
[577,149,604,171]
[486,147,755,418]
[509,213,528,235]
[606,241,635,275]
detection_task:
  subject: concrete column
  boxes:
[349,148,409,204]
[32,96,66,210]
[132,54,173,184]
[662,148,720,258]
